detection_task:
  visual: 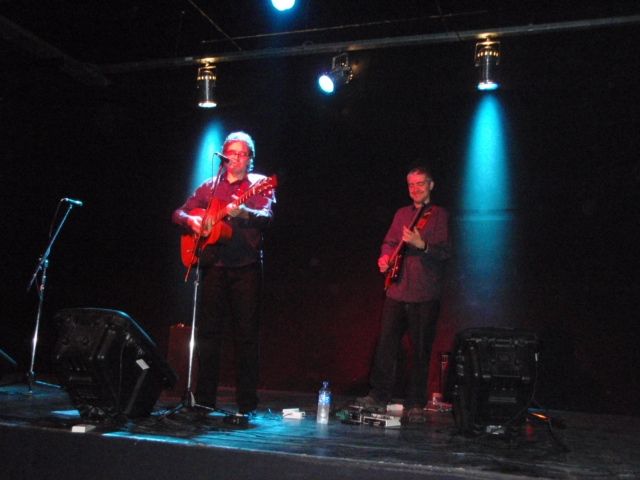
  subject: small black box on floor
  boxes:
[451,327,540,436]
[52,308,178,421]
[166,323,199,398]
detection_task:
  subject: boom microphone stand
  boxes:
[160,160,234,419]
[25,198,81,395]
[178,257,206,411]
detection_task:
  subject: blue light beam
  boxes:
[458,94,517,326]
[462,95,510,212]
[189,122,224,194]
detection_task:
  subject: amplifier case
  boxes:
[451,327,540,436]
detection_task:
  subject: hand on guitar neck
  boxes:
[378,226,423,272]
[401,225,427,250]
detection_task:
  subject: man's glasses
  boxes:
[408,181,430,188]
[223,150,251,159]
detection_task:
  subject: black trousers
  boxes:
[197,263,261,413]
[369,297,440,408]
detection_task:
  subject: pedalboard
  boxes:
[363,413,401,427]
[343,406,400,427]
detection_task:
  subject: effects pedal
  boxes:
[342,405,365,424]
[223,414,249,426]
[362,413,401,427]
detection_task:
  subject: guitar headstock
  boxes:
[253,175,278,196]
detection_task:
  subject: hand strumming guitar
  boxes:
[186,203,249,234]
[378,255,390,273]
[186,207,245,237]
[187,215,204,235]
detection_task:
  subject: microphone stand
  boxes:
[25,201,78,395]
[160,159,233,419]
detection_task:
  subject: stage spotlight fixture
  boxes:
[272,0,295,11]
[197,64,217,108]
[475,38,500,91]
[318,53,353,94]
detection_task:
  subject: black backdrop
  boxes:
[2,25,639,416]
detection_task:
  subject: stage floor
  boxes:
[1,375,639,480]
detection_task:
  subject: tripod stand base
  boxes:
[26,372,61,395]
[157,389,252,425]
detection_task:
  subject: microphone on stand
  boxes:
[214,152,231,163]
[61,198,83,207]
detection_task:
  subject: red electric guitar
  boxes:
[384,203,431,290]
[181,175,277,268]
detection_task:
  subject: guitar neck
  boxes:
[389,203,429,260]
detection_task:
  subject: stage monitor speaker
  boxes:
[451,327,540,436]
[52,308,178,422]
[1,348,17,376]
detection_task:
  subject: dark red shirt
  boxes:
[381,203,451,302]
[173,173,274,268]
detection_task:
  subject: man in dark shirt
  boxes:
[356,166,451,422]
[172,131,275,416]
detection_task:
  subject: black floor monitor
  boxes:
[52,308,178,422]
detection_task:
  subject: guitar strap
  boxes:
[210,177,250,198]
[232,178,250,198]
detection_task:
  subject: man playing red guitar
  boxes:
[355,166,450,423]
[172,131,275,417]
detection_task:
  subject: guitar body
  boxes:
[180,202,233,267]
[384,247,405,289]
[179,175,278,269]
[383,203,430,290]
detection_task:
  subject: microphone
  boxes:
[61,198,83,207]
[214,152,231,163]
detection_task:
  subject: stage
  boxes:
[1,375,638,480]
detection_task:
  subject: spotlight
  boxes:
[272,0,295,11]
[318,53,353,94]
[475,38,500,91]
[197,64,217,108]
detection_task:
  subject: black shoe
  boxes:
[406,406,426,423]
[239,405,258,415]
[353,395,386,414]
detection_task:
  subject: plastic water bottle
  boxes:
[316,381,331,424]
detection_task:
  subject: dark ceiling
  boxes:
[2,0,640,85]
